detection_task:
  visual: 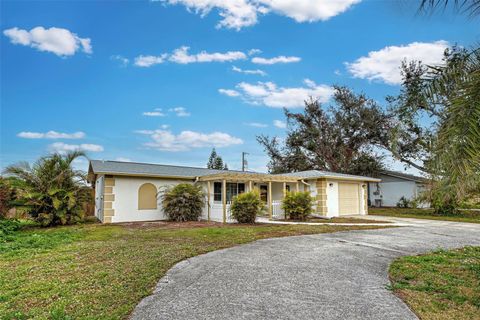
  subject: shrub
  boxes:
[230,191,263,223]
[0,178,16,218]
[396,196,411,208]
[282,191,314,221]
[161,184,205,222]
[3,151,92,227]
[0,219,22,238]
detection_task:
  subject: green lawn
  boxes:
[389,246,480,320]
[0,221,386,319]
[369,207,480,224]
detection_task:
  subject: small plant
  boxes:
[282,191,314,221]
[396,196,412,208]
[230,191,263,223]
[161,183,205,222]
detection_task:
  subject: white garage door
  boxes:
[338,183,360,215]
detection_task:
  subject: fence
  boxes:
[272,200,285,220]
[209,202,235,223]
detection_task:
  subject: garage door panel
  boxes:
[338,183,359,215]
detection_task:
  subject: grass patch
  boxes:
[370,207,480,224]
[0,221,386,319]
[389,246,480,320]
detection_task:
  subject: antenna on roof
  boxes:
[242,152,249,172]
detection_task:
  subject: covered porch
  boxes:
[198,172,306,223]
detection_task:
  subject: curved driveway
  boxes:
[131,218,480,320]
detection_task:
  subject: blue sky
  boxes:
[1,0,478,173]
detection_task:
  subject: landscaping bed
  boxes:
[389,246,480,320]
[0,221,387,319]
[370,207,480,224]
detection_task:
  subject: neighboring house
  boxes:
[87,160,380,223]
[368,170,429,208]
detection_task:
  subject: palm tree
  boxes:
[3,151,91,226]
[420,0,480,16]
[426,48,480,211]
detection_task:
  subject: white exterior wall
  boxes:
[369,177,428,207]
[112,176,196,223]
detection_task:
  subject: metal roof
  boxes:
[89,160,379,182]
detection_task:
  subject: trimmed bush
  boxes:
[161,184,205,222]
[282,191,314,221]
[230,191,263,223]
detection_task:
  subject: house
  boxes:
[368,170,429,208]
[87,160,380,223]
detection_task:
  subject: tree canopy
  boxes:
[207,148,228,170]
[257,86,390,176]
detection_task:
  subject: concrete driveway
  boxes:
[131,218,480,320]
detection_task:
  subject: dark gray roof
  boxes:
[89,160,256,179]
[279,170,380,182]
[379,170,427,183]
[89,160,380,182]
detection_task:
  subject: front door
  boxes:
[259,185,268,203]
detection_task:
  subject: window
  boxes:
[285,185,290,192]
[138,183,157,210]
[214,182,222,202]
[213,182,245,202]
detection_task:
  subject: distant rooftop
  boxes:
[379,170,427,183]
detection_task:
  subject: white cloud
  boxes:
[259,0,360,23]
[244,122,268,128]
[111,55,129,66]
[169,46,247,64]
[273,120,286,128]
[232,65,266,76]
[159,0,260,30]
[251,55,301,65]
[17,131,86,139]
[3,26,91,56]
[159,0,359,30]
[169,107,190,117]
[115,157,132,162]
[248,48,262,56]
[134,54,167,67]
[49,142,104,153]
[218,88,241,97]
[143,111,165,117]
[345,41,449,85]
[137,129,243,151]
[224,79,333,108]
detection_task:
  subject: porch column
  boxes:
[283,182,287,220]
[249,180,253,192]
[222,179,227,223]
[207,181,211,222]
[268,181,272,219]
[296,182,299,192]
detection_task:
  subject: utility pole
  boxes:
[241,152,249,171]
